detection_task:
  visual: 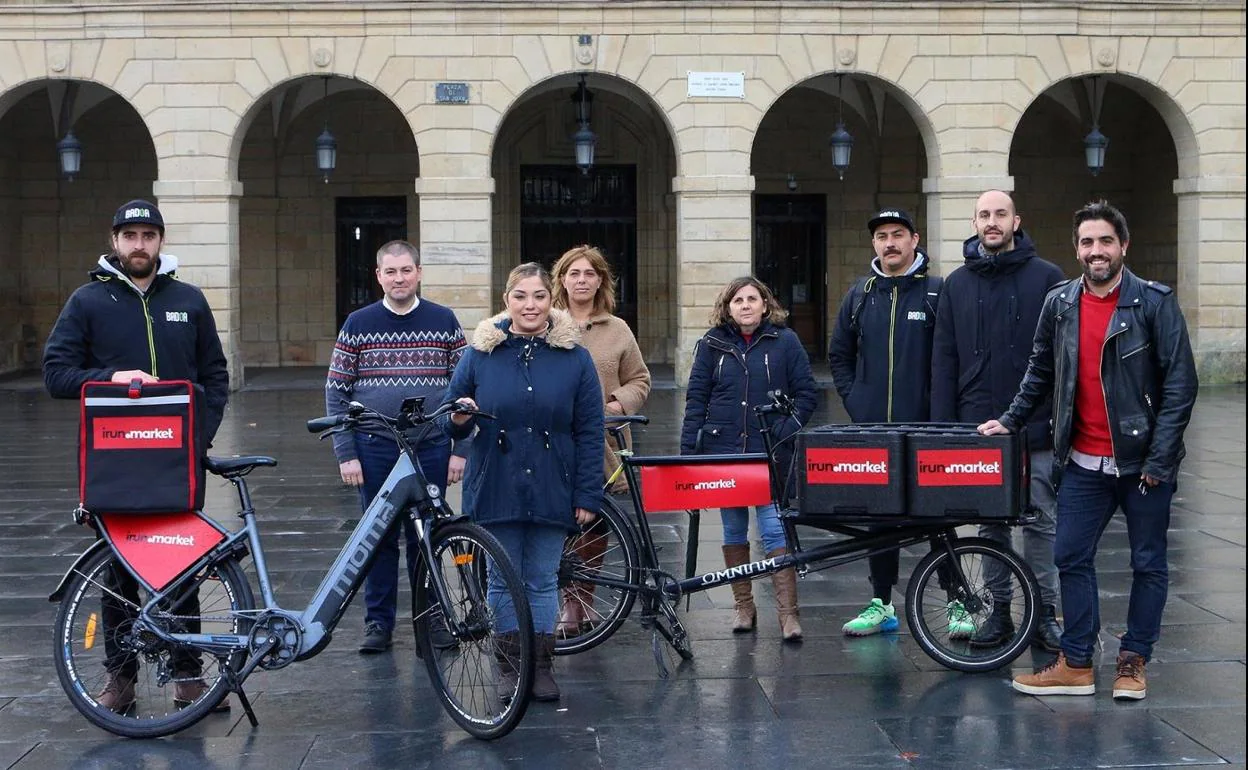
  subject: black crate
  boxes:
[906,429,1029,518]
[796,427,906,516]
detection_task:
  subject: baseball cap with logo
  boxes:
[112,200,164,232]
[867,208,917,235]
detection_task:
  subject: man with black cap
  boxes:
[828,209,961,637]
[932,189,1066,653]
[44,199,230,715]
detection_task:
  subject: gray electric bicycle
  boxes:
[50,396,535,741]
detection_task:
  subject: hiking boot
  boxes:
[1112,651,1147,701]
[96,672,136,714]
[532,633,560,702]
[1012,653,1095,696]
[493,631,522,704]
[174,677,231,713]
[358,621,392,654]
[970,604,1014,648]
[946,600,975,639]
[842,598,899,637]
[1032,604,1063,653]
[722,544,757,633]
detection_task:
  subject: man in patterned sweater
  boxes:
[325,240,469,653]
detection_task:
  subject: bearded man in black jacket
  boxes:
[931,190,1066,652]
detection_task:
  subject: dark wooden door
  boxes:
[754,194,826,356]
[335,197,406,329]
[519,165,638,331]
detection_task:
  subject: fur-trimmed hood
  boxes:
[471,308,582,352]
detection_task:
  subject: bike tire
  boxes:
[413,521,534,741]
[554,496,640,656]
[904,537,1039,673]
[53,547,255,738]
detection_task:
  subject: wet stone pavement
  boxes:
[0,380,1243,769]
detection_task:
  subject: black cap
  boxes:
[112,199,164,231]
[867,208,916,235]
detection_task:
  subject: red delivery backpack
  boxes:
[79,380,208,514]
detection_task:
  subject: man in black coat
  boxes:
[931,190,1065,651]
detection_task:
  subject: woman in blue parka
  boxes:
[679,276,818,642]
[444,262,603,703]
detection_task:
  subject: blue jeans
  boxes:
[1054,462,1174,664]
[483,522,566,634]
[721,503,787,554]
[356,433,451,632]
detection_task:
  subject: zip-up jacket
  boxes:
[999,268,1198,484]
[43,254,230,442]
[827,250,941,423]
[931,230,1065,448]
[680,320,817,457]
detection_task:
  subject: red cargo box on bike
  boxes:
[907,428,1029,518]
[796,427,906,516]
[637,454,773,513]
[79,380,208,514]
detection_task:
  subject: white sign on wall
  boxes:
[687,71,746,99]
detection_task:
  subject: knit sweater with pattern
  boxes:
[326,299,467,463]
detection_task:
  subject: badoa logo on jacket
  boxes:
[93,416,183,449]
[805,448,890,485]
[916,449,1003,487]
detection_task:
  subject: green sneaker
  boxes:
[842,598,900,636]
[947,600,974,639]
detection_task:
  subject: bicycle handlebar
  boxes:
[306,400,494,435]
[605,414,649,426]
[754,390,796,417]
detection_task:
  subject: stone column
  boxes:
[1174,175,1247,382]
[414,176,495,331]
[151,180,245,390]
[672,174,755,385]
[922,175,1015,276]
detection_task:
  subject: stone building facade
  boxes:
[0,1,1243,385]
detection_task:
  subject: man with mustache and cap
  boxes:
[828,208,957,638]
[43,199,230,716]
[931,190,1067,653]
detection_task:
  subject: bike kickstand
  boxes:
[234,687,260,728]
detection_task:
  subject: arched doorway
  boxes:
[0,80,156,375]
[490,74,678,364]
[233,77,420,367]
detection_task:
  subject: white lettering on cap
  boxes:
[877,210,901,218]
[124,208,151,218]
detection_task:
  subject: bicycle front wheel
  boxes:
[554,496,640,656]
[413,521,533,740]
[53,547,254,738]
[905,537,1039,673]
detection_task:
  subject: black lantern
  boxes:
[57,130,82,181]
[571,74,597,174]
[1083,126,1109,176]
[315,77,337,183]
[829,75,854,181]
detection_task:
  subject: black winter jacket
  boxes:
[43,255,230,442]
[999,268,1198,484]
[680,321,818,457]
[827,250,941,423]
[932,231,1066,448]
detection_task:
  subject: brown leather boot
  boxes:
[493,631,522,704]
[722,544,757,633]
[532,633,560,702]
[96,671,136,714]
[766,548,802,642]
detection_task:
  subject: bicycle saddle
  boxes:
[204,455,278,477]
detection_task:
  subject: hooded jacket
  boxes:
[931,230,1066,449]
[43,254,230,442]
[679,319,818,459]
[827,249,941,423]
[442,309,603,531]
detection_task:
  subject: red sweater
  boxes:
[1071,286,1120,456]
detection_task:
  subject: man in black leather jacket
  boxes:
[981,200,1197,703]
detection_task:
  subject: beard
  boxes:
[120,252,157,280]
[1081,257,1123,285]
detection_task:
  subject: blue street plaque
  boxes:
[435,82,470,104]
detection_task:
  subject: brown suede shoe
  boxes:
[1012,653,1095,696]
[96,672,136,714]
[1112,651,1147,701]
[174,678,231,712]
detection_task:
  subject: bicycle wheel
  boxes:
[904,537,1039,673]
[554,496,640,655]
[413,521,533,740]
[53,547,254,738]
